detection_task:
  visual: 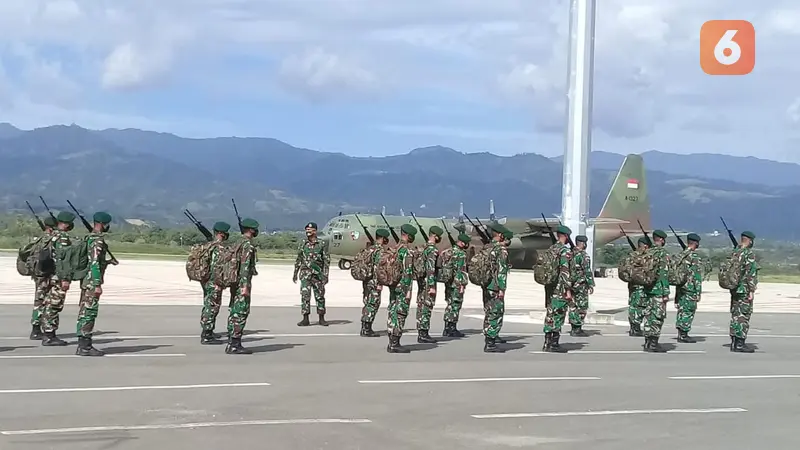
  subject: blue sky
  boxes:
[1,0,799,161]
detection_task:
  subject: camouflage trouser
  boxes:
[40,277,68,333]
[642,295,669,337]
[543,285,568,333]
[32,277,49,326]
[730,292,753,339]
[201,281,231,332]
[300,276,326,315]
[415,279,437,331]
[76,287,100,338]
[628,288,645,327]
[361,279,382,323]
[568,290,589,327]
[227,285,251,339]
[675,290,699,332]
[387,283,411,337]
[482,288,504,338]
[443,283,464,324]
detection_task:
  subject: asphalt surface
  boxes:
[0,305,798,449]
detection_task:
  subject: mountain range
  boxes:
[0,123,796,238]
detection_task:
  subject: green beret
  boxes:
[741,230,755,240]
[305,222,317,229]
[56,211,75,223]
[502,230,513,240]
[489,223,507,234]
[429,225,443,237]
[240,218,259,230]
[400,223,417,236]
[92,211,112,224]
[653,229,667,239]
[687,233,700,242]
[43,216,57,227]
[556,225,571,235]
[637,237,649,245]
[575,235,587,243]
[375,228,390,238]
[213,221,231,233]
[457,233,471,244]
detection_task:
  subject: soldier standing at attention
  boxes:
[642,229,670,353]
[293,222,331,327]
[360,228,390,337]
[483,223,509,353]
[75,212,113,357]
[542,225,572,352]
[675,233,702,343]
[386,223,417,353]
[442,233,470,338]
[30,215,56,340]
[416,225,443,343]
[40,211,76,347]
[226,218,259,355]
[628,237,649,336]
[730,231,758,353]
[200,221,231,345]
[568,235,594,337]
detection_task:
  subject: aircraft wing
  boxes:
[523,217,633,231]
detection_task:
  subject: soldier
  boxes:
[293,222,331,327]
[360,228,389,337]
[442,233,470,338]
[226,218,259,355]
[627,237,649,336]
[542,225,572,352]
[416,225,443,343]
[675,233,702,343]
[568,234,595,337]
[386,223,416,353]
[483,223,509,353]
[29,215,56,340]
[729,231,758,353]
[642,229,670,353]
[39,211,76,346]
[200,221,231,345]
[75,212,114,356]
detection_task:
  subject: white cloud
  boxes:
[101,43,172,90]
[277,48,379,101]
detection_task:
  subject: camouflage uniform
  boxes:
[415,242,439,340]
[387,224,417,352]
[200,223,233,344]
[729,231,758,352]
[568,242,594,335]
[293,237,330,322]
[642,231,670,352]
[675,244,702,341]
[443,238,469,337]
[543,237,571,351]
[30,222,55,339]
[226,217,259,354]
[360,238,385,334]
[39,212,76,346]
[628,283,646,335]
[483,230,509,352]
[75,211,114,356]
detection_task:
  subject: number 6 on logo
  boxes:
[700,20,755,75]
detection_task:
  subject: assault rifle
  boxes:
[442,219,456,246]
[66,199,118,265]
[558,220,575,248]
[184,209,213,241]
[669,225,687,250]
[26,201,46,231]
[380,212,400,243]
[231,198,244,234]
[541,213,557,244]
[720,216,738,248]
[618,225,636,250]
[38,196,57,222]
[353,214,375,244]
[637,219,653,247]
[463,214,489,244]
[475,216,492,240]
[410,212,429,242]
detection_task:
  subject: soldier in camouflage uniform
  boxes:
[627,237,649,336]
[29,215,56,340]
[75,212,114,357]
[729,230,758,353]
[387,223,417,353]
[226,218,259,355]
[542,225,572,352]
[675,233,702,343]
[483,223,509,353]
[568,235,594,337]
[361,228,390,337]
[293,222,331,327]
[642,229,670,352]
[200,221,231,345]
[416,225,443,343]
[442,233,470,338]
[39,211,76,346]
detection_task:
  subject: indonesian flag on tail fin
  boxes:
[627,179,639,189]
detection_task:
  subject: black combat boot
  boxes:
[75,336,104,356]
[677,329,696,343]
[570,325,588,337]
[297,314,310,327]
[364,321,378,337]
[732,337,754,353]
[386,335,410,353]
[629,326,637,337]
[360,322,369,336]
[484,336,505,353]
[550,332,562,350]
[542,332,566,353]
[417,329,436,344]
[729,336,735,351]
[29,324,43,340]
[201,330,222,345]
[542,332,552,351]
[495,335,507,343]
[41,331,67,346]
[631,324,643,337]
[442,322,453,337]
[644,336,666,352]
[318,314,328,326]
[450,322,465,338]
[225,336,253,354]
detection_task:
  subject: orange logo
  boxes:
[700,20,755,75]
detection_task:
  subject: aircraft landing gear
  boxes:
[338,259,352,270]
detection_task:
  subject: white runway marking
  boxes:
[670,375,800,380]
[0,382,271,394]
[358,376,601,384]
[529,350,706,354]
[0,418,373,435]
[471,407,747,419]
[0,353,185,359]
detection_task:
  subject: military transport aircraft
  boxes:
[320,154,652,270]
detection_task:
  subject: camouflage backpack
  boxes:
[186,242,215,282]
[376,246,406,286]
[212,241,245,288]
[16,236,55,278]
[628,250,657,286]
[350,245,378,281]
[667,252,691,286]
[533,246,560,286]
[412,246,438,280]
[617,252,634,282]
[54,236,90,282]
[717,252,743,290]
[435,248,455,283]
[468,246,493,286]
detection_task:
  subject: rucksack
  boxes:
[718,251,743,290]
[213,241,245,288]
[54,236,90,282]
[186,242,215,282]
[350,245,379,281]
[17,236,55,278]
[413,245,437,280]
[468,247,493,286]
[376,246,406,286]
[533,246,560,285]
[435,248,455,283]
[629,249,658,286]
[618,252,634,282]
[668,252,691,286]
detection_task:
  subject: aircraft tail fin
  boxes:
[489,200,495,221]
[596,154,651,231]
